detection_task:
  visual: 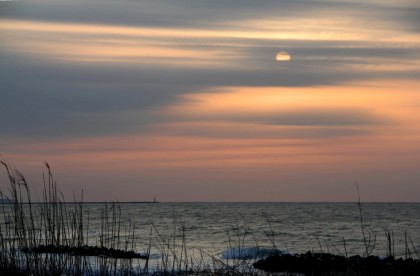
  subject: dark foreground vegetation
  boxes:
[254,252,420,275]
[0,159,419,275]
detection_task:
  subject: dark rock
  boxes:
[22,244,149,259]
[253,252,420,275]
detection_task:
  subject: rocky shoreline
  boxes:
[253,252,420,275]
[22,244,149,259]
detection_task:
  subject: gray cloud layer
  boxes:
[1,0,419,140]
[1,0,418,33]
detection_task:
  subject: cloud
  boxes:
[148,107,388,140]
[1,0,419,141]
[404,6,420,33]
[0,0,351,29]
[0,0,413,32]
[0,40,414,140]
[151,121,374,140]
[243,109,385,127]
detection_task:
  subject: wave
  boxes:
[221,247,282,260]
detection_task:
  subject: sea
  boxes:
[85,202,420,260]
[2,202,420,271]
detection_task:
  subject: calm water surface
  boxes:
[2,202,420,268]
[84,202,420,259]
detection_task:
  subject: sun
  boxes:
[276,51,291,61]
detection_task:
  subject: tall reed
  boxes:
[0,161,147,275]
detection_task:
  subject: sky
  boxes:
[1,0,420,202]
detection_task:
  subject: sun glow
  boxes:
[276,52,291,61]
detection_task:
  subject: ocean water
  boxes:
[83,202,420,260]
[2,202,420,270]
